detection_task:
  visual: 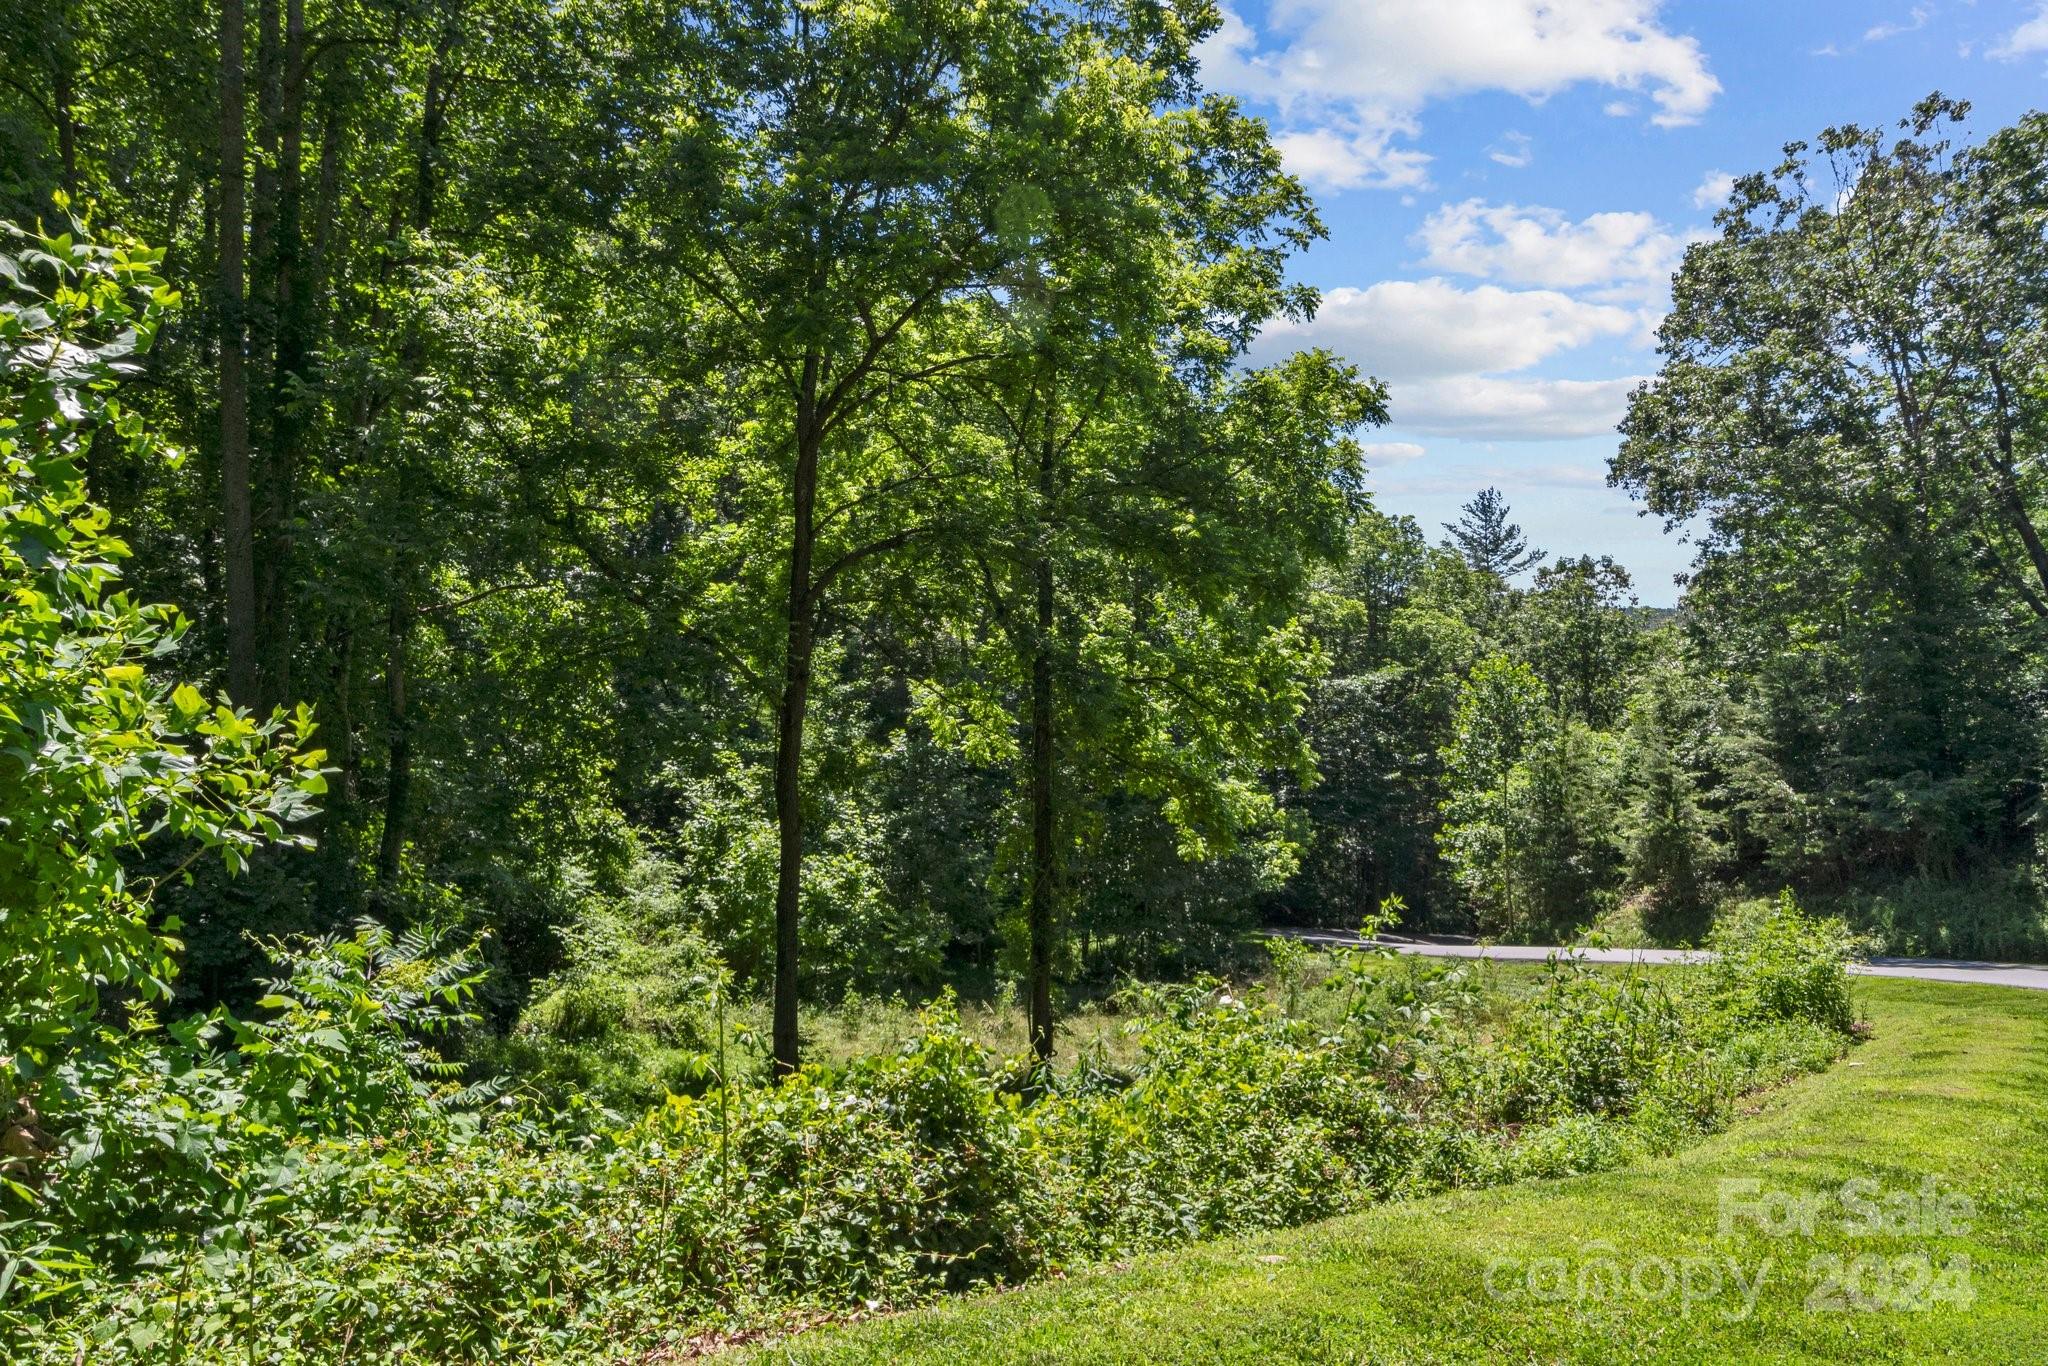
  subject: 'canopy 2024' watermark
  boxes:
[1483,1177,1977,1320]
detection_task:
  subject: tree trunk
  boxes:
[51,45,78,202]
[1027,554,1056,1062]
[258,0,308,706]
[771,353,823,1076]
[1027,426,1058,1063]
[366,21,455,916]
[218,0,259,708]
[374,602,411,908]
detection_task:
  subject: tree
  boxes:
[1615,95,2048,884]
[217,0,257,707]
[1286,511,1479,926]
[896,23,1378,1056]
[1622,652,1720,936]
[638,0,1081,1072]
[0,219,324,1068]
[1498,721,1622,937]
[1443,486,1543,579]
[1515,554,1641,729]
[1436,654,1545,929]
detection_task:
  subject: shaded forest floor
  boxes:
[749,976,2048,1363]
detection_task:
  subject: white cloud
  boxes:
[1603,100,1636,117]
[1690,170,1735,210]
[1374,461,1613,495]
[1253,279,1638,382]
[1201,0,1721,129]
[1992,4,2048,58]
[1249,279,1646,441]
[1362,441,1428,465]
[1489,131,1534,168]
[1275,120,1433,192]
[1391,376,1644,440]
[1865,7,1930,42]
[1415,200,1689,300]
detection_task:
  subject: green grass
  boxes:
[748,977,2048,1363]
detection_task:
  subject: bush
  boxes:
[1033,985,1409,1255]
[1,923,483,1315]
[1701,892,1863,1035]
[489,852,730,1110]
[1481,958,1691,1124]
[1814,868,2048,962]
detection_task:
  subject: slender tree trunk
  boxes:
[771,354,823,1077]
[259,0,308,706]
[1027,550,1056,1062]
[331,623,356,804]
[51,48,78,202]
[367,22,455,915]
[1025,414,1060,1063]
[218,0,259,708]
[1983,361,2048,601]
[307,95,343,300]
[245,0,281,701]
[374,601,410,906]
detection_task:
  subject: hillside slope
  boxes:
[759,978,2048,1363]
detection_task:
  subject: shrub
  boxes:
[491,852,730,1110]
[1701,892,1863,1035]
[0,219,322,1106]
[1032,985,1410,1255]
[1481,958,1691,1124]
[3,913,1865,1360]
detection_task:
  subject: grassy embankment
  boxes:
[756,976,2048,1363]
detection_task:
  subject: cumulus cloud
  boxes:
[1274,120,1433,192]
[1992,4,2048,59]
[1415,200,1689,299]
[1374,461,1613,495]
[1362,441,1428,465]
[1198,1,1717,193]
[1391,376,1644,440]
[1691,170,1735,210]
[1252,279,1638,382]
[1249,279,1645,440]
[1200,0,1720,129]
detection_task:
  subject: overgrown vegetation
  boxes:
[3,896,1861,1360]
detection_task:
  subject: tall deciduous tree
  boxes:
[641,0,1073,1071]
[894,10,1378,1059]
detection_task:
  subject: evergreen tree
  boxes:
[1443,487,1544,579]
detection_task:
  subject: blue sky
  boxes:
[1205,1,2048,604]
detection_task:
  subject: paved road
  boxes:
[1270,928,2048,993]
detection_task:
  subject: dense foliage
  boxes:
[1,6,2044,1354]
[3,898,1858,1360]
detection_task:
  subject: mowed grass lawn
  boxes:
[750,977,2048,1363]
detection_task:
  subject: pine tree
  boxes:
[1443,487,1545,578]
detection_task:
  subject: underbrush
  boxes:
[1807,868,2048,962]
[1,898,1862,1362]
